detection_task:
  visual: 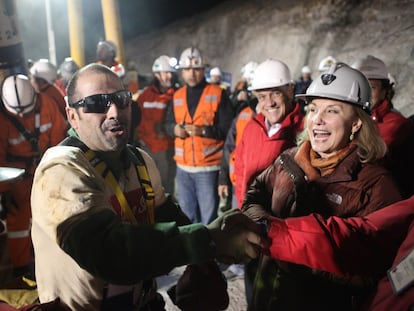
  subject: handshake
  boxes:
[206,209,271,264]
[168,210,270,311]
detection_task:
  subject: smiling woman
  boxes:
[241,63,403,311]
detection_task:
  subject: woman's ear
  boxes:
[352,118,362,133]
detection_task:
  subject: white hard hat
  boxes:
[152,55,176,72]
[297,62,372,114]
[241,61,258,81]
[210,67,222,76]
[178,47,205,69]
[352,55,389,80]
[250,58,292,91]
[111,63,126,78]
[301,66,312,74]
[29,58,57,84]
[58,57,79,79]
[318,56,337,72]
[2,74,36,115]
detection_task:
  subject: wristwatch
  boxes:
[202,127,207,137]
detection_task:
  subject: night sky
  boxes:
[17,0,225,65]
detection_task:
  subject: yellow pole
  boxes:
[67,0,85,67]
[101,0,124,65]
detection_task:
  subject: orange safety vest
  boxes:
[173,84,223,167]
[229,106,255,185]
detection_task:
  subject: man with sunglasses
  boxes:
[30,63,269,310]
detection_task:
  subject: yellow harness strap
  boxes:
[84,149,155,225]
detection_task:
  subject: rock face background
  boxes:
[125,0,414,116]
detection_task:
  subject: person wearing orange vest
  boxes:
[218,96,257,212]
[165,47,234,224]
[0,74,67,277]
[353,55,414,198]
[135,55,177,195]
[29,58,67,119]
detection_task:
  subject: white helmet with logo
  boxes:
[352,55,389,80]
[297,62,372,114]
[152,55,176,72]
[318,56,337,72]
[29,58,57,84]
[178,47,205,69]
[250,58,292,91]
[2,74,36,115]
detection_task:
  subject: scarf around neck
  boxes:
[294,140,357,180]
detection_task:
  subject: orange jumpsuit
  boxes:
[0,93,67,269]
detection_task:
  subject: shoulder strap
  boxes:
[127,145,155,224]
[0,100,41,152]
[61,136,155,224]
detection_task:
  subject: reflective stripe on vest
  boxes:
[8,122,52,145]
[8,229,30,239]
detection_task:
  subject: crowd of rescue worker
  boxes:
[0,40,414,310]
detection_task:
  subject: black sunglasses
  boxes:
[68,90,132,113]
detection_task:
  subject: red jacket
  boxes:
[267,196,414,311]
[372,99,413,150]
[0,93,68,181]
[373,99,414,197]
[136,85,174,153]
[39,83,67,118]
[234,103,303,208]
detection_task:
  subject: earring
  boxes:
[349,132,354,141]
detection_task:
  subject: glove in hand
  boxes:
[207,209,271,264]
[167,261,229,311]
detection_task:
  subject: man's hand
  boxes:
[207,210,271,264]
[174,123,188,138]
[218,185,229,200]
[184,124,204,137]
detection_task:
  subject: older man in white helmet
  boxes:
[164,47,234,225]
[234,58,304,209]
[135,55,178,195]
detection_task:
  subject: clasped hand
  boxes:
[207,209,271,264]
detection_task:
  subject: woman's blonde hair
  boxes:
[297,105,387,163]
